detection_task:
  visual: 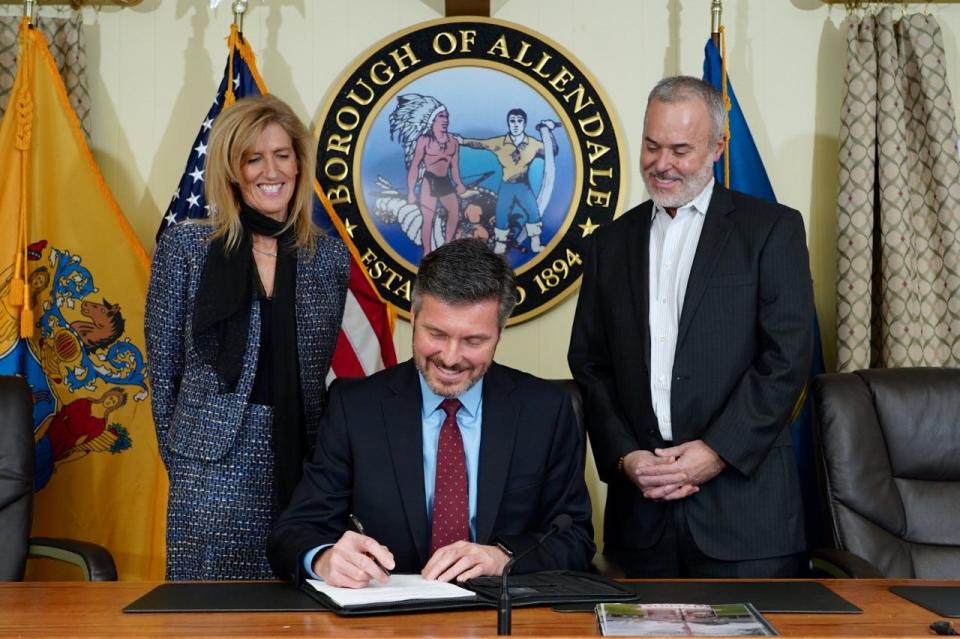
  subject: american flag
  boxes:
[157,26,262,238]
[157,24,396,379]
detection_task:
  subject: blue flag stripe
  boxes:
[703,38,828,549]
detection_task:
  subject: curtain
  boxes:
[836,7,960,370]
[0,11,91,138]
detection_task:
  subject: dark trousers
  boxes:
[605,498,803,578]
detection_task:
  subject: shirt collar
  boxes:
[504,133,528,148]
[418,372,484,420]
[650,177,715,221]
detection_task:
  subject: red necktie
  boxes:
[430,398,469,554]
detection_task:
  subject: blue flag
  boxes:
[703,37,827,549]
[702,39,776,201]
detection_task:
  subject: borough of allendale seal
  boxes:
[316,16,625,324]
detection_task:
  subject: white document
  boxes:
[305,574,478,608]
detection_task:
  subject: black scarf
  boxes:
[193,203,304,507]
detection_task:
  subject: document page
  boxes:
[305,574,478,608]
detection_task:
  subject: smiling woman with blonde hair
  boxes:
[146,94,347,580]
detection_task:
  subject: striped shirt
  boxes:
[648,179,715,441]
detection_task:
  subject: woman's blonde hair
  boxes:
[205,94,317,253]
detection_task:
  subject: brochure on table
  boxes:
[596,602,778,636]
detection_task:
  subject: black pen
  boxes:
[349,513,391,577]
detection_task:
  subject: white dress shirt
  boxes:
[648,178,715,441]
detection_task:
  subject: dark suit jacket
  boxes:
[568,184,813,561]
[267,360,595,582]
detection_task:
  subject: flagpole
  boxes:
[709,0,731,188]
[232,0,247,35]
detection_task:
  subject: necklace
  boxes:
[252,245,277,258]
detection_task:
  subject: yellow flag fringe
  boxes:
[719,25,731,189]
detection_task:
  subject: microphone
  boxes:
[497,514,573,636]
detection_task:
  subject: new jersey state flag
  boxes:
[0,19,165,580]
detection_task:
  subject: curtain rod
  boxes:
[0,1,141,5]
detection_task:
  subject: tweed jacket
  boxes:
[145,222,348,467]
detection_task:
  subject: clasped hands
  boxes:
[623,440,725,501]
[313,531,509,589]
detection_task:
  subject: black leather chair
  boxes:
[550,379,623,578]
[0,376,117,581]
[812,368,960,578]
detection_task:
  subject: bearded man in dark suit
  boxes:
[569,76,813,578]
[270,238,593,587]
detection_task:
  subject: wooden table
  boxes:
[0,579,954,637]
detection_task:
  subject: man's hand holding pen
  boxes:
[313,511,509,588]
[313,530,395,589]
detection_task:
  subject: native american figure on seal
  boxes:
[387,94,471,257]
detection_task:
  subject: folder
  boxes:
[124,582,320,613]
[123,572,635,616]
[301,571,637,616]
[890,586,960,618]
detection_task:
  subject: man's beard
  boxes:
[414,354,485,399]
[643,156,715,210]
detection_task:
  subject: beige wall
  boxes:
[3,0,957,372]
[3,0,958,544]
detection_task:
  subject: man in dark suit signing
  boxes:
[269,238,594,587]
[568,76,814,578]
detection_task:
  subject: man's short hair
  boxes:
[412,238,518,329]
[647,76,725,144]
[506,108,527,125]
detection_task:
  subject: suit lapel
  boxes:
[475,363,519,545]
[628,204,654,371]
[382,362,430,565]
[676,185,735,348]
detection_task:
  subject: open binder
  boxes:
[301,570,637,616]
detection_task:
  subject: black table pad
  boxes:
[890,586,960,618]
[124,582,322,613]
[554,581,861,614]
[124,580,863,616]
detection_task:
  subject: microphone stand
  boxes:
[496,514,572,635]
[497,556,518,636]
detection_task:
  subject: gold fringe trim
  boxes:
[719,25,731,188]
[789,382,808,424]
[10,18,33,336]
